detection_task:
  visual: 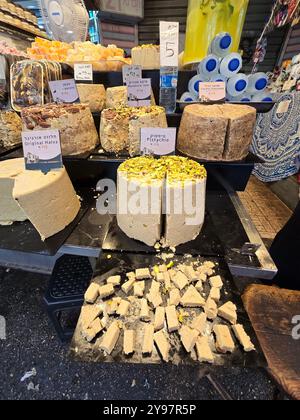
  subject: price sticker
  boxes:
[160,21,179,67]
[140,128,177,156]
[122,65,142,85]
[74,63,93,82]
[127,78,152,107]
[199,82,226,103]
[22,130,62,172]
[49,79,80,104]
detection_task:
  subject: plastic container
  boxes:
[210,74,227,83]
[251,92,273,102]
[188,74,210,97]
[209,32,233,57]
[219,53,243,78]
[180,92,198,102]
[197,54,219,76]
[183,0,249,65]
[226,74,248,97]
[247,72,268,94]
[10,60,44,112]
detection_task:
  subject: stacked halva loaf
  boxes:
[117,156,207,248]
[178,104,256,161]
[0,158,80,240]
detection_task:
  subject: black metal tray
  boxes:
[102,214,224,257]
[70,252,266,367]
[0,143,22,158]
[0,187,93,256]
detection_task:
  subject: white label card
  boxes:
[160,21,179,67]
[74,63,93,81]
[22,130,63,172]
[127,78,151,107]
[122,65,142,85]
[140,128,177,156]
[49,79,80,104]
[199,82,226,102]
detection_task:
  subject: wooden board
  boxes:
[243,285,300,400]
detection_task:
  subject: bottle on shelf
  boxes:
[219,53,242,78]
[159,66,178,114]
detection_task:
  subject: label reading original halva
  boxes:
[22,130,63,172]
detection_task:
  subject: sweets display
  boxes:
[76,84,106,113]
[131,45,160,70]
[0,111,22,149]
[100,106,167,156]
[21,103,99,156]
[177,103,257,161]
[78,258,255,362]
[0,158,80,240]
[117,156,207,247]
[27,39,131,71]
[106,86,156,109]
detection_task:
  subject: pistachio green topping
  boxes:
[119,156,207,183]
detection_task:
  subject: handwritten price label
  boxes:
[49,79,80,104]
[160,21,179,67]
[74,63,93,82]
[122,65,142,85]
[127,78,152,107]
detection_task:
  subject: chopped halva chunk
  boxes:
[150,280,160,295]
[123,330,135,355]
[163,271,172,290]
[117,300,130,317]
[81,317,103,342]
[213,324,235,354]
[106,299,119,315]
[126,271,136,280]
[168,288,181,306]
[195,280,203,292]
[209,275,223,289]
[191,313,207,335]
[140,298,151,322]
[209,287,221,303]
[134,281,145,297]
[158,264,168,273]
[180,265,198,282]
[218,302,237,325]
[121,278,135,294]
[155,272,165,282]
[180,285,205,308]
[179,325,199,353]
[135,268,151,280]
[100,321,120,355]
[142,324,154,354]
[203,261,215,269]
[99,284,115,299]
[166,305,180,332]
[154,330,170,362]
[232,324,255,352]
[107,275,121,286]
[154,306,165,331]
[147,291,163,309]
[205,298,218,320]
[81,305,103,329]
[84,283,99,304]
[196,336,215,364]
[198,265,214,277]
[172,271,189,290]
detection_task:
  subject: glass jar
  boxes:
[183,0,249,65]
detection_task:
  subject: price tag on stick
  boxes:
[22,130,63,172]
[74,63,93,82]
[127,78,152,107]
[49,79,80,104]
[122,65,142,85]
[160,21,179,67]
[140,128,177,156]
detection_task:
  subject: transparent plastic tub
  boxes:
[183,0,249,65]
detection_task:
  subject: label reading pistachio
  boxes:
[140,128,177,156]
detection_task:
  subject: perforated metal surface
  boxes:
[49,255,93,300]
